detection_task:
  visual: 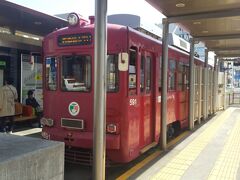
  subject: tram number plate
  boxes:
[129,99,137,106]
[61,118,84,130]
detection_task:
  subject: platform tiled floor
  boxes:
[136,107,240,180]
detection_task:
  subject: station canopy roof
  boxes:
[145,0,240,58]
[0,1,68,37]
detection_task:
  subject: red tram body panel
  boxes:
[41,14,204,163]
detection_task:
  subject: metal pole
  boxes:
[223,62,227,109]
[204,49,209,119]
[198,66,202,124]
[213,56,218,113]
[216,60,220,110]
[161,18,169,150]
[93,0,107,179]
[228,94,233,104]
[233,93,234,104]
[189,38,195,130]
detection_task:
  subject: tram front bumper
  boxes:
[42,127,120,150]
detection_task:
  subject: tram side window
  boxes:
[61,55,91,92]
[146,56,152,93]
[107,54,119,92]
[185,65,190,89]
[128,48,137,95]
[140,56,145,93]
[169,59,176,90]
[45,57,57,91]
[177,62,185,91]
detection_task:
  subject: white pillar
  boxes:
[93,0,107,179]
[213,56,218,113]
[161,18,169,150]
[189,38,195,130]
[204,49,209,119]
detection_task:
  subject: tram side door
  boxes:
[140,51,155,147]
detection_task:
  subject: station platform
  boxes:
[132,107,240,180]
[0,131,64,180]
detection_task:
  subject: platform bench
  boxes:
[14,103,37,122]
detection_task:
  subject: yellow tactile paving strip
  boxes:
[117,131,190,180]
[151,108,235,180]
[208,112,240,180]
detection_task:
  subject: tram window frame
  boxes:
[107,54,119,92]
[185,64,190,89]
[61,55,92,92]
[145,56,152,94]
[168,59,176,91]
[177,62,185,91]
[140,55,145,93]
[128,47,137,95]
[45,57,57,91]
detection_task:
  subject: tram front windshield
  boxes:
[61,55,91,92]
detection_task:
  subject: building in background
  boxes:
[108,14,162,40]
[0,1,67,105]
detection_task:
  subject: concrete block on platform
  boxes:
[0,133,64,180]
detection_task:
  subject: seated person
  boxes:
[26,90,42,127]
[26,90,42,115]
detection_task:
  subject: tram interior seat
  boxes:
[63,78,86,91]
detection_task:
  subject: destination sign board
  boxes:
[58,33,92,46]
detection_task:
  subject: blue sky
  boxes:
[7,0,165,20]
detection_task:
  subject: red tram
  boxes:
[41,13,204,163]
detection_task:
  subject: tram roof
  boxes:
[145,0,240,59]
[0,1,68,37]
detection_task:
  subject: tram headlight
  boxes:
[67,13,79,26]
[41,131,50,140]
[40,117,54,127]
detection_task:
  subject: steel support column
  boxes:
[93,0,107,179]
[213,56,218,113]
[217,60,221,110]
[204,49,209,119]
[189,38,195,130]
[161,18,169,150]
[222,60,227,109]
